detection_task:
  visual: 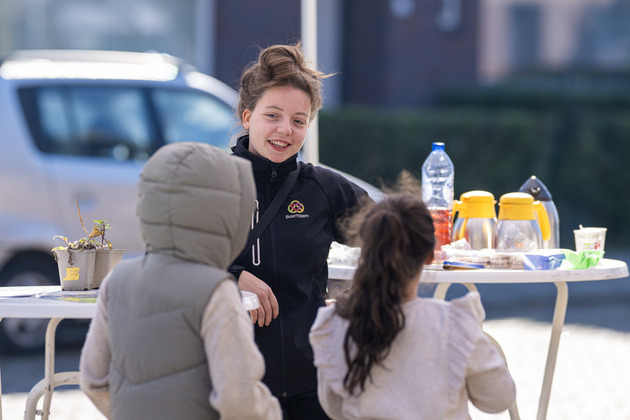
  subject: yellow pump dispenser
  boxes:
[452,191,497,249]
[494,192,551,251]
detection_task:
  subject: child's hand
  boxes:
[237,270,279,327]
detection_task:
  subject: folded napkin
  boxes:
[561,250,604,269]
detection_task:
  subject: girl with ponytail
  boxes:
[309,184,516,419]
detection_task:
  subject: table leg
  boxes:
[433,282,478,300]
[536,281,568,420]
[433,283,451,299]
[24,318,62,420]
[24,372,80,420]
[42,318,62,420]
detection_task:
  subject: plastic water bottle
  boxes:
[422,142,455,258]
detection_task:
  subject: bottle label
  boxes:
[422,174,454,210]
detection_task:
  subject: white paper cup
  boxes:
[574,227,607,252]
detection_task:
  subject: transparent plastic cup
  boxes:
[574,227,607,252]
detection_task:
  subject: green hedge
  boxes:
[435,86,630,111]
[319,106,630,248]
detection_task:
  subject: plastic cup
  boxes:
[574,227,607,252]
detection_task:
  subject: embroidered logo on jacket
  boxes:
[288,200,304,213]
[286,200,309,219]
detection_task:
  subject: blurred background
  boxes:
[2,0,630,248]
[1,2,629,418]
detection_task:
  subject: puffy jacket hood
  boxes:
[137,142,255,269]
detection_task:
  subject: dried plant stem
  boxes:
[76,199,90,236]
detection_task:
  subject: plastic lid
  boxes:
[432,142,445,151]
[499,192,535,205]
[453,191,496,219]
[464,191,497,218]
[240,291,260,311]
[519,175,552,201]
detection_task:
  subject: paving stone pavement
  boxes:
[2,316,629,420]
[470,318,630,419]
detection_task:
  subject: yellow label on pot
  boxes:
[63,267,80,281]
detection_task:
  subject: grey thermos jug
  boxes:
[518,176,559,248]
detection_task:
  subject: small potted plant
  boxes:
[52,202,124,291]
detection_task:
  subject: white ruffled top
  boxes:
[309,292,516,420]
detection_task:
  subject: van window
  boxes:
[19,86,155,161]
[71,87,153,160]
[19,85,236,160]
[152,89,236,151]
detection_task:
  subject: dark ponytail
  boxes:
[335,190,435,394]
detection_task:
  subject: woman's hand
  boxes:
[237,270,279,327]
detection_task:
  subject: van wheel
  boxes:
[0,254,58,353]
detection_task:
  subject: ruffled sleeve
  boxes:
[309,305,350,394]
[446,292,485,403]
[447,292,516,413]
[309,305,354,419]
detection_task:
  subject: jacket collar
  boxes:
[233,136,298,183]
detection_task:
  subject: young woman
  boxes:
[229,43,370,419]
[309,191,516,420]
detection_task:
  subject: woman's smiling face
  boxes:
[242,86,311,163]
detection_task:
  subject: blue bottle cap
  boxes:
[432,142,445,151]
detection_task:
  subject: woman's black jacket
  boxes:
[229,136,369,397]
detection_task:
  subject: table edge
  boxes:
[329,258,629,284]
